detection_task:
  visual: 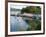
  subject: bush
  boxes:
[26,19,41,31]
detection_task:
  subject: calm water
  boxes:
[10,16,28,32]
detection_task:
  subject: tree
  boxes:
[21,6,41,14]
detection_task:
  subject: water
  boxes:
[10,16,28,32]
[10,9,40,32]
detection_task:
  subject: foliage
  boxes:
[25,19,41,31]
[21,6,41,31]
[21,6,41,14]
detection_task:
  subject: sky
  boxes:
[10,5,27,9]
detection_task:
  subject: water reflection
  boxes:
[10,16,28,32]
